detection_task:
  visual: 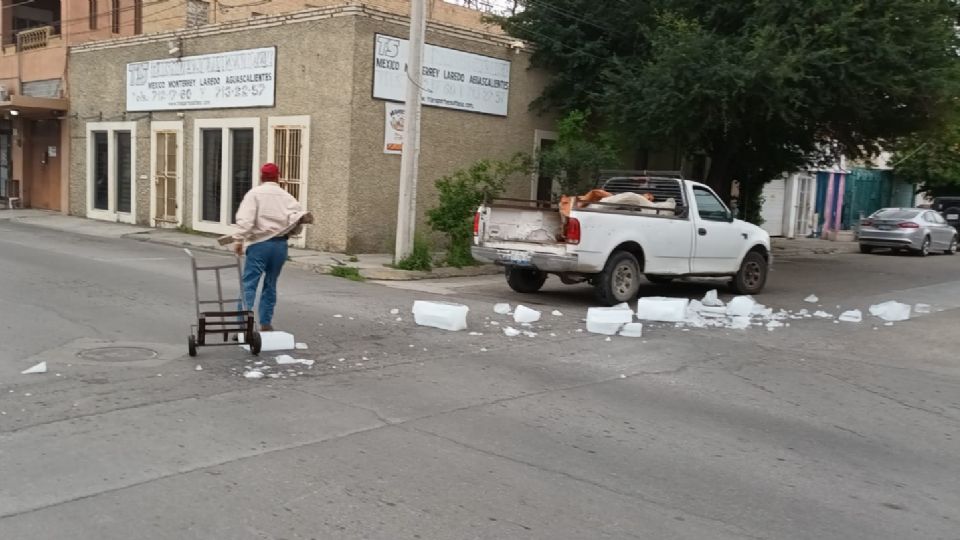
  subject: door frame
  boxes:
[191,117,260,236]
[267,115,311,248]
[531,129,558,200]
[149,121,184,228]
[85,121,138,224]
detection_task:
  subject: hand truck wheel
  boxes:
[249,331,262,355]
[188,335,198,357]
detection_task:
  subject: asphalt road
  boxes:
[1,218,958,540]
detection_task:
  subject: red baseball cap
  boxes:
[261,163,280,181]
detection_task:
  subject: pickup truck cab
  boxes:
[472,174,771,306]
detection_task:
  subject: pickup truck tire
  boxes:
[730,251,768,295]
[594,251,642,306]
[645,274,674,285]
[506,267,548,293]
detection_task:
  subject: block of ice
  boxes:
[243,370,264,379]
[726,296,756,318]
[494,303,512,315]
[804,295,819,303]
[839,309,862,323]
[503,326,521,337]
[619,323,644,338]
[701,290,724,307]
[636,297,690,322]
[586,306,634,335]
[813,310,833,319]
[914,303,931,314]
[727,317,751,330]
[21,362,47,375]
[258,331,296,351]
[413,301,469,331]
[513,305,542,324]
[868,301,911,322]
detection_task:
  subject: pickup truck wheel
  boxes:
[730,251,768,295]
[645,274,674,285]
[595,251,641,306]
[506,267,548,293]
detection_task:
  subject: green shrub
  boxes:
[428,153,532,267]
[393,235,433,272]
[329,266,364,281]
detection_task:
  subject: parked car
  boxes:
[931,196,960,229]
[471,174,772,306]
[858,208,958,256]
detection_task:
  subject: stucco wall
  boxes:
[67,7,552,253]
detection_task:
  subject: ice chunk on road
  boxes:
[21,362,47,375]
[586,306,634,335]
[257,331,296,352]
[551,310,564,317]
[839,310,863,323]
[751,304,773,318]
[619,323,644,338]
[804,295,819,303]
[494,303,512,315]
[766,320,784,330]
[868,301,911,322]
[915,303,931,314]
[814,310,833,319]
[727,317,751,330]
[513,305,542,324]
[503,327,522,337]
[243,370,264,379]
[701,289,724,307]
[389,308,400,315]
[726,296,756,318]
[412,301,469,331]
[636,297,690,323]
[295,342,308,350]
[275,355,314,366]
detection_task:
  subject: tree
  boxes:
[498,0,960,202]
[539,110,620,194]
[891,110,960,197]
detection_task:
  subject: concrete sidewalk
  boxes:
[772,237,860,258]
[0,209,499,280]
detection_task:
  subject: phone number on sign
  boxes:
[133,83,269,103]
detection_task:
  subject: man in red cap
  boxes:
[229,163,313,331]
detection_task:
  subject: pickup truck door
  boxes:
[690,186,743,274]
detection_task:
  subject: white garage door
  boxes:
[760,179,786,237]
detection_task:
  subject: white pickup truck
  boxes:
[471,174,772,305]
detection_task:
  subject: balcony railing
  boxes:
[17,26,51,51]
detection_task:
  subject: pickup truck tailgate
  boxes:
[482,206,563,244]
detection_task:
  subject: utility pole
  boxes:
[394,0,427,260]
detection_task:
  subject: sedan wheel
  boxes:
[946,236,958,256]
[917,237,931,257]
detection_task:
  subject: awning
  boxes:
[0,95,69,119]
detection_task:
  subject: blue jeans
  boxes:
[240,238,288,327]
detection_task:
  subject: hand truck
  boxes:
[184,248,261,356]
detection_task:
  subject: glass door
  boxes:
[153,131,179,225]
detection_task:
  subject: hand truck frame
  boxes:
[184,248,261,356]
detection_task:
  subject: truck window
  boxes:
[692,187,730,221]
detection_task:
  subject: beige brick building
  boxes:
[66,2,554,252]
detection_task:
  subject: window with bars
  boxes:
[89,0,98,29]
[272,126,303,201]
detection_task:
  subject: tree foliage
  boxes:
[428,153,532,267]
[891,109,960,197]
[539,110,620,194]
[499,0,960,198]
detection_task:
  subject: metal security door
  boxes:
[154,131,178,226]
[273,125,306,247]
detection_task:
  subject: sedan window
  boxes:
[872,209,920,220]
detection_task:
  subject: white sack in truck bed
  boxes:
[589,192,678,216]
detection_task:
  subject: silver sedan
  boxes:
[858,208,958,256]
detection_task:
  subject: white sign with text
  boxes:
[384,102,405,155]
[373,34,511,117]
[126,47,276,111]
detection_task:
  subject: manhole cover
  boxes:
[77,347,159,362]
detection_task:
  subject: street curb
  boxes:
[297,262,503,281]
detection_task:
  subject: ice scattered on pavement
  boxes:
[480,347,488,352]
[243,370,265,379]
[814,311,834,319]
[503,327,522,337]
[839,310,863,323]
[412,300,469,331]
[522,330,538,338]
[389,308,400,315]
[884,322,894,327]
[726,296,756,318]
[295,342,308,350]
[586,306,633,335]
[468,332,484,336]
[869,301,911,322]
[513,305,542,324]
[804,294,819,303]
[494,303,512,315]
[21,362,47,375]
[619,323,644,338]
[915,303,931,314]
[195,365,203,371]
[604,337,612,342]
[333,314,343,318]
[701,290,724,307]
[637,297,690,323]
[766,321,784,330]
[275,355,314,367]
[551,310,564,317]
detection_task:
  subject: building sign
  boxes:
[384,102,405,154]
[126,47,276,111]
[373,34,510,117]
